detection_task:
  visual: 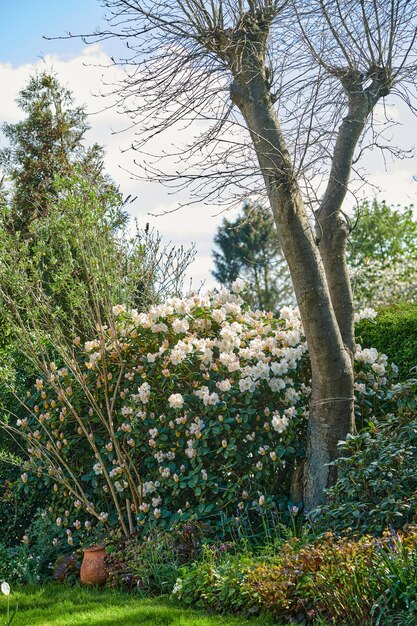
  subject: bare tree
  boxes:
[74,0,417,508]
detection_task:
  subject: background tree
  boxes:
[212,203,294,312]
[348,200,417,308]
[0,72,195,338]
[0,72,129,339]
[72,0,417,507]
[0,72,108,234]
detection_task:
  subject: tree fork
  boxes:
[229,53,355,510]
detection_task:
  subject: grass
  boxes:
[0,584,278,626]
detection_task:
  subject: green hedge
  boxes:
[356,302,417,378]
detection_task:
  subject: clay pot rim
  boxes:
[82,544,106,553]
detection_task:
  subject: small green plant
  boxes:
[1,582,18,626]
[306,534,379,625]
[0,508,82,585]
[173,546,258,614]
[105,525,204,595]
[373,527,417,624]
[0,544,43,586]
[382,610,417,626]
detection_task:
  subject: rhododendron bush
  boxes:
[12,285,396,543]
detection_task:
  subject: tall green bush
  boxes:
[2,292,396,545]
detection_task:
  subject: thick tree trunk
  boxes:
[229,59,355,510]
[305,355,354,509]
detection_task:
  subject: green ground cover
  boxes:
[0,585,277,626]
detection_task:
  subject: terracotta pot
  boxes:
[80,545,107,586]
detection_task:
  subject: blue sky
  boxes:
[0,0,107,66]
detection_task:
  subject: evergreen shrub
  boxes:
[356,303,417,378]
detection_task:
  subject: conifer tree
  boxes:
[212,203,293,312]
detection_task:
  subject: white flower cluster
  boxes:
[168,393,184,409]
[354,308,377,323]
[194,386,220,406]
[138,382,151,404]
[271,412,289,433]
[355,344,388,376]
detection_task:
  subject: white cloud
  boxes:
[0,46,236,288]
[359,167,416,208]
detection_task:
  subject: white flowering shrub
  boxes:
[15,288,396,543]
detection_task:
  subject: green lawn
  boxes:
[0,585,278,626]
